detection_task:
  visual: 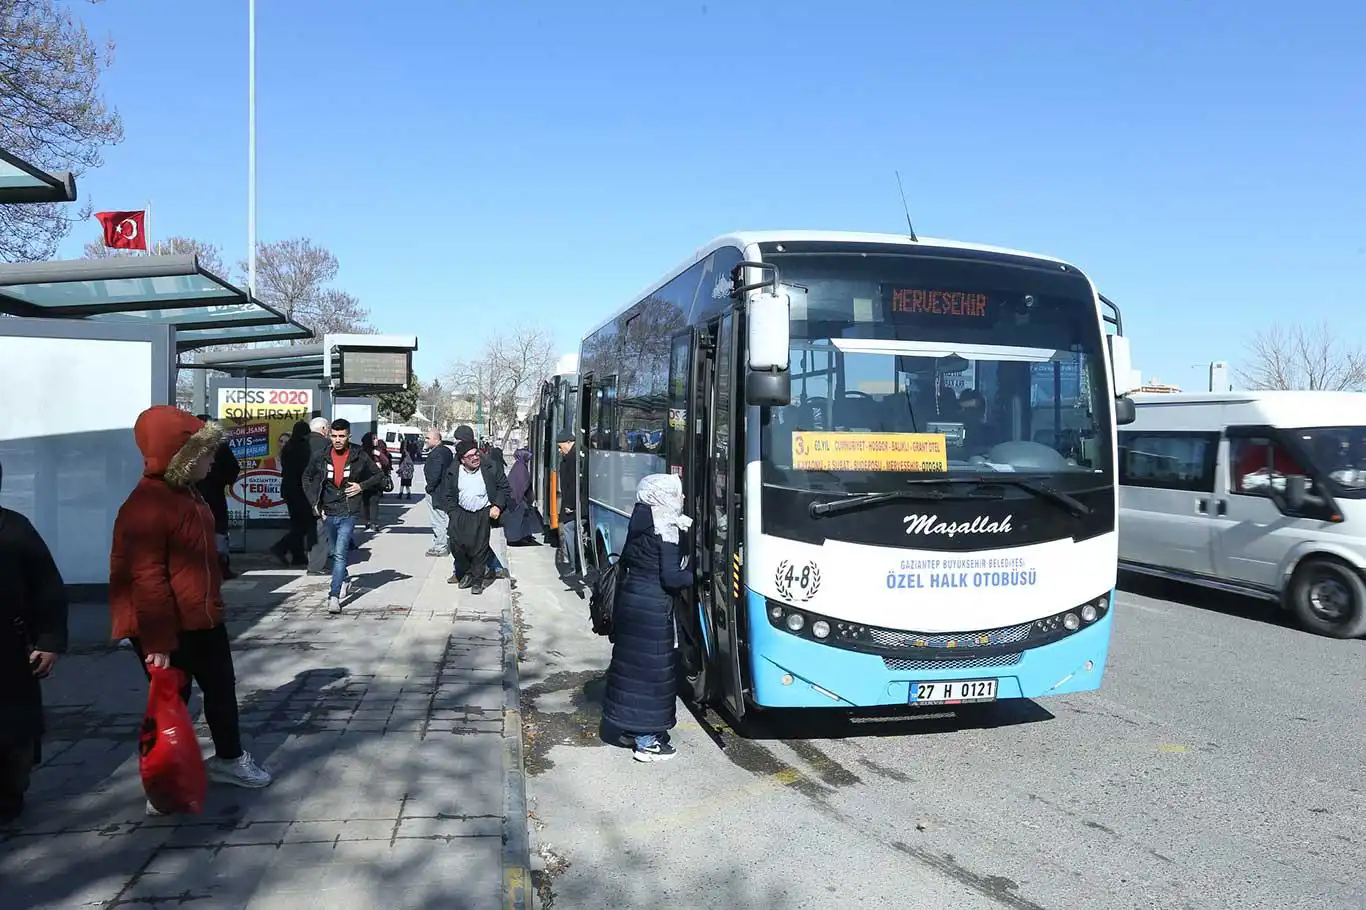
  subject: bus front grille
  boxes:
[882,652,1024,672]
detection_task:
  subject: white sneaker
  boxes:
[340,578,352,600]
[145,799,168,817]
[327,595,342,614]
[208,752,273,789]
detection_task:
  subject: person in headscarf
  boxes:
[501,447,543,545]
[0,458,68,824]
[358,432,391,531]
[270,420,315,566]
[396,445,416,499]
[600,473,694,763]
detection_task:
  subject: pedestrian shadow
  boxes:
[348,568,414,595]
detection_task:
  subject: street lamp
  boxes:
[247,0,257,298]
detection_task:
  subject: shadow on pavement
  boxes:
[1117,569,1295,630]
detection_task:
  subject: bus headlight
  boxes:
[812,620,831,639]
[785,612,805,632]
[1063,613,1081,631]
[1080,604,1098,623]
[769,604,784,622]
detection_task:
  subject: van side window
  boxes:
[1229,436,1312,497]
[1118,431,1217,492]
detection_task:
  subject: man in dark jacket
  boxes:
[0,459,69,824]
[196,415,241,579]
[302,418,384,614]
[270,420,315,566]
[452,425,512,582]
[556,430,580,576]
[423,426,452,557]
[441,439,510,595]
[303,417,333,574]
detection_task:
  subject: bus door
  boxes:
[690,313,746,718]
[573,374,594,571]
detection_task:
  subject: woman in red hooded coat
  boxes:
[109,406,272,813]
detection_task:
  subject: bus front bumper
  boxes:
[745,590,1114,709]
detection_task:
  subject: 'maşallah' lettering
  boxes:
[903,513,1012,537]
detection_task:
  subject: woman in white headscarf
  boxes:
[600,473,694,762]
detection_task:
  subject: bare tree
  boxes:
[84,234,229,277]
[1236,322,1366,392]
[447,326,556,448]
[243,238,372,337]
[0,0,124,261]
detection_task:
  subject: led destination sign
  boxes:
[888,288,990,319]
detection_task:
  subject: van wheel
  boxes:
[1287,557,1366,639]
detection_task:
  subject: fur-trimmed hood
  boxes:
[133,406,224,487]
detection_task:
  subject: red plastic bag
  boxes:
[139,666,207,815]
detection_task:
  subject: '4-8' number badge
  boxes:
[775,559,822,603]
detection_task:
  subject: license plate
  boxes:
[908,679,998,705]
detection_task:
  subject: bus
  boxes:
[574,230,1137,718]
[531,368,581,548]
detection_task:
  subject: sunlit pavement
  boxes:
[0,499,529,910]
[512,542,1366,910]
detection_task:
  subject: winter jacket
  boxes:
[109,407,228,655]
[558,449,578,522]
[279,436,313,500]
[424,442,453,495]
[196,441,240,534]
[600,503,693,734]
[438,457,511,514]
[0,506,68,750]
[302,443,384,517]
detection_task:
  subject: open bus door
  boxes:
[674,315,745,718]
[574,373,594,574]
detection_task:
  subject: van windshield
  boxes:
[1290,426,1366,494]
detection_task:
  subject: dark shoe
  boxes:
[471,580,485,595]
[447,574,461,585]
[458,576,474,590]
[633,741,677,763]
[269,547,288,567]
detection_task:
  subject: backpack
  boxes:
[588,558,624,637]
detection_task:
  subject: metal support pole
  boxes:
[248,0,257,299]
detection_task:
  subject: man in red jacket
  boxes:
[110,406,271,814]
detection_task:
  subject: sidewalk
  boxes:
[0,499,530,910]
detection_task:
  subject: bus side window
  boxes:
[666,335,690,478]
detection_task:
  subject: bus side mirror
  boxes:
[747,289,792,406]
[1115,396,1136,426]
[1107,334,1135,396]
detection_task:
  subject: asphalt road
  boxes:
[511,543,1366,910]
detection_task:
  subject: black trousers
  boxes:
[0,740,34,818]
[448,506,492,583]
[273,492,315,563]
[130,624,243,760]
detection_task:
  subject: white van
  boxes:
[378,423,422,458]
[1118,391,1366,638]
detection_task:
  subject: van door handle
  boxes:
[1215,500,1227,516]
[1196,498,1209,514]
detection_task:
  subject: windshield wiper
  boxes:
[809,485,1003,517]
[902,476,1091,517]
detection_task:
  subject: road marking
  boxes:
[1157,743,1188,754]
[1119,599,1170,615]
[618,768,802,835]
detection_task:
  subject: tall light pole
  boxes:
[247,0,257,298]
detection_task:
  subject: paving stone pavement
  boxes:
[0,499,530,910]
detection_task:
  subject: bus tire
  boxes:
[1287,556,1366,639]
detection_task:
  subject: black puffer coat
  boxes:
[600,503,693,734]
[0,507,68,757]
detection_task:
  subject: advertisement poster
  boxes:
[216,387,314,523]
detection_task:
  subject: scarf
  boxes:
[636,473,693,544]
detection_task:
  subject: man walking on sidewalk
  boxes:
[303,419,384,614]
[452,425,512,582]
[423,426,452,557]
[441,439,510,595]
[110,407,272,809]
[304,417,333,575]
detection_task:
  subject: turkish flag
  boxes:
[95,210,148,251]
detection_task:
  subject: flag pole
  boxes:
[145,199,152,254]
[248,0,257,298]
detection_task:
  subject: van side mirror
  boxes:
[1115,395,1136,426]
[1107,334,1135,396]
[746,287,792,406]
[1284,474,1310,510]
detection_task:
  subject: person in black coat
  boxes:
[196,415,241,579]
[502,447,543,545]
[423,427,453,557]
[600,473,694,762]
[440,439,511,595]
[270,420,315,566]
[0,459,69,823]
[452,425,511,581]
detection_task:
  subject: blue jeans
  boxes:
[634,733,660,750]
[323,514,357,597]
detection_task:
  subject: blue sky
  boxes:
[61,0,1364,391]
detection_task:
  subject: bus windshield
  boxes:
[759,251,1113,494]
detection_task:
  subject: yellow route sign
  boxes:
[791,432,948,472]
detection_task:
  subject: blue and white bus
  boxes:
[575,231,1136,718]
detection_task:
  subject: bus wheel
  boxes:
[1288,557,1366,639]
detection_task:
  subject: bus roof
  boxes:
[585,230,1082,340]
[1130,390,1366,428]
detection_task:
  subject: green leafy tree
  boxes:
[378,372,420,422]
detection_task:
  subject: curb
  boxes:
[498,540,532,910]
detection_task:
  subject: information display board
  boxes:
[339,348,410,390]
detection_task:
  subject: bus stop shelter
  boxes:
[0,254,313,588]
[0,146,77,204]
